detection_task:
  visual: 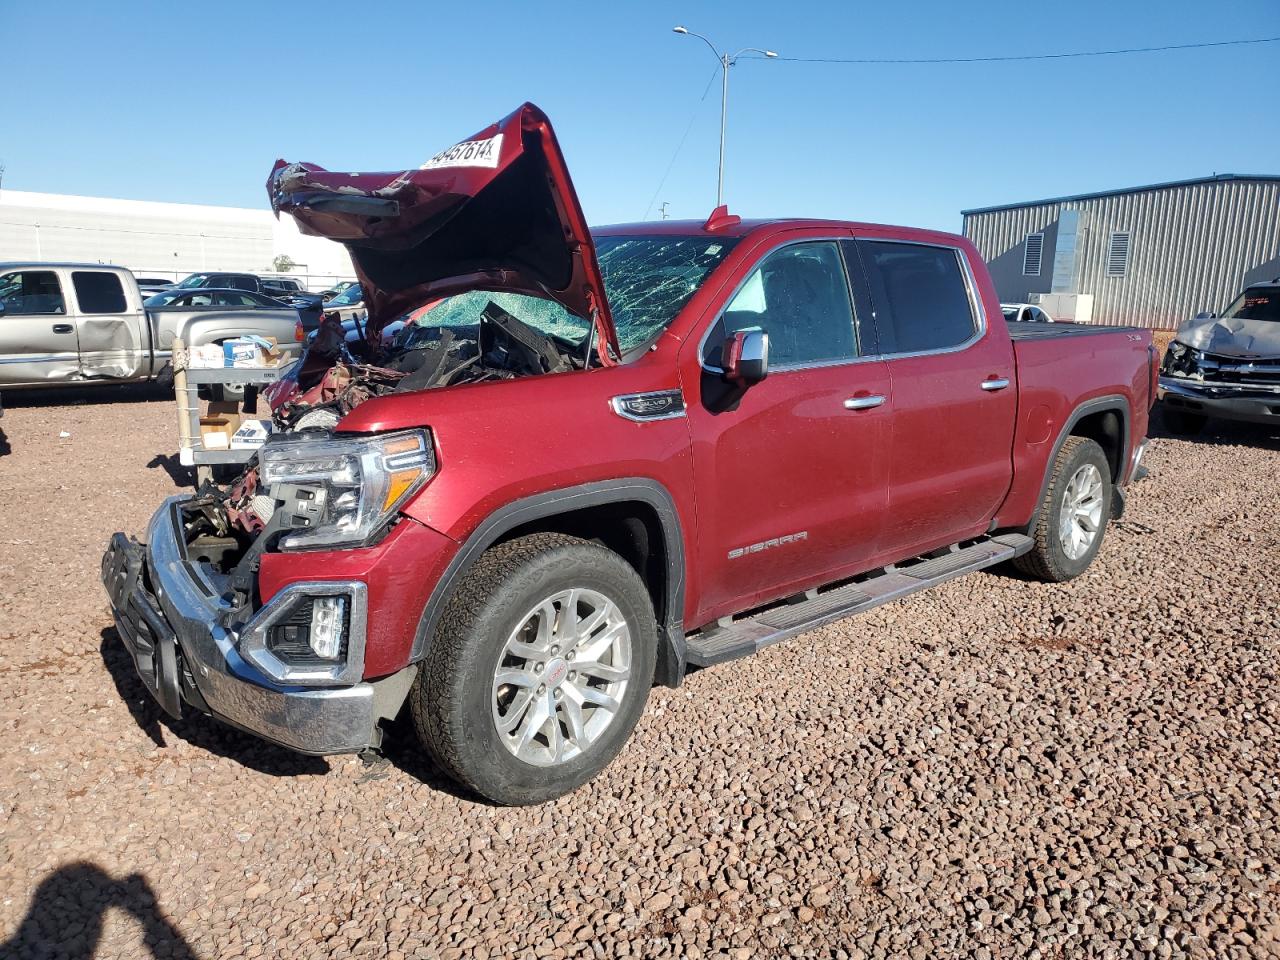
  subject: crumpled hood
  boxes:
[267,102,618,360]
[1176,314,1280,358]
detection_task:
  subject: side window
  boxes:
[229,276,257,291]
[0,271,67,315]
[702,241,857,367]
[860,242,977,354]
[72,272,127,314]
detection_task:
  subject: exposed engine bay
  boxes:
[178,299,588,593]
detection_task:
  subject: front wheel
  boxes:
[411,533,657,805]
[1014,436,1113,583]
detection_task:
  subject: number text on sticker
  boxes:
[420,134,504,171]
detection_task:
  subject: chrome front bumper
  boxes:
[1158,376,1280,425]
[101,497,411,755]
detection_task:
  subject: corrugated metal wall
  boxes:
[964,179,1280,329]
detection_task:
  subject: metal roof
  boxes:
[961,174,1280,216]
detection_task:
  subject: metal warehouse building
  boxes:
[962,174,1280,329]
[0,190,355,287]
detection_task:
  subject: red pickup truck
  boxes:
[103,104,1156,804]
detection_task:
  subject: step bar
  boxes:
[684,533,1034,667]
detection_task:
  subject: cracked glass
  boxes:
[408,236,739,355]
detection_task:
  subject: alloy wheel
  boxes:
[491,588,632,766]
[1058,462,1104,560]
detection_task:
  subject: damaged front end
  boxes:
[189,287,591,557]
[1159,286,1280,426]
[185,100,611,557]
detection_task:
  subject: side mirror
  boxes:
[721,329,769,386]
[1194,311,1216,320]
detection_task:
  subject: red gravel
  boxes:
[1,386,1278,959]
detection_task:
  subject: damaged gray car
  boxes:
[1159,279,1280,434]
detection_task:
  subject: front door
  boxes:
[855,238,1017,558]
[682,237,892,625]
[0,269,80,385]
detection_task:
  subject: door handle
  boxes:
[843,394,886,410]
[980,378,1010,391]
[51,323,74,334]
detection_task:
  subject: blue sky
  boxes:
[3,0,1277,232]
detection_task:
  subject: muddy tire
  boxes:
[1014,436,1113,583]
[411,533,657,805]
[1161,405,1206,437]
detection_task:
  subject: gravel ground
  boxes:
[1,385,1278,960]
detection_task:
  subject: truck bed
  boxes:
[993,321,1154,530]
[1005,321,1146,341]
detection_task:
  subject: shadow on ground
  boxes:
[377,711,495,805]
[1149,402,1280,450]
[0,382,174,409]
[0,862,197,960]
[146,452,194,488]
[0,427,9,457]
[99,627,329,778]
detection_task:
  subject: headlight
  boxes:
[1162,340,1204,377]
[258,429,435,550]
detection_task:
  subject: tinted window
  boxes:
[72,272,128,314]
[1222,287,1280,323]
[861,242,976,354]
[213,292,260,306]
[328,284,363,307]
[703,241,856,367]
[228,276,258,291]
[0,271,66,315]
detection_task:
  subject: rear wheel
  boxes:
[1161,405,1206,437]
[411,533,656,805]
[1014,436,1113,583]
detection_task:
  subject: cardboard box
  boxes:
[188,344,226,368]
[223,336,282,368]
[230,418,273,449]
[199,401,242,450]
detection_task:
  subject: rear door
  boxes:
[855,238,1017,558]
[0,269,80,385]
[71,270,149,379]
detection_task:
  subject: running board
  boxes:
[685,533,1033,667]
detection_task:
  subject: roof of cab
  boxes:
[591,217,971,247]
[0,261,130,270]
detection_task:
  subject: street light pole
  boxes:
[673,27,777,208]
[717,53,728,207]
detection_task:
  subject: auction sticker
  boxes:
[420,134,504,170]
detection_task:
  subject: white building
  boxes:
[0,190,355,289]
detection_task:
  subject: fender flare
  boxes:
[1024,394,1131,530]
[408,478,688,687]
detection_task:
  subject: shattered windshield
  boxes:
[596,235,739,350]
[406,235,739,355]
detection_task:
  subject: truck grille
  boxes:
[1200,353,1280,388]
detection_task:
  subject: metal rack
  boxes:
[174,342,285,485]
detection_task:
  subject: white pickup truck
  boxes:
[0,263,306,391]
